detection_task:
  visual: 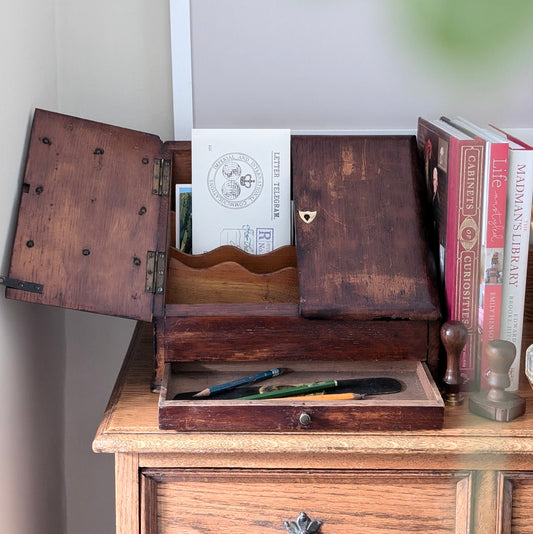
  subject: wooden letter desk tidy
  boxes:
[3,109,447,433]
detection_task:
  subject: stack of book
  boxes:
[417,117,533,391]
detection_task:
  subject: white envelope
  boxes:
[191,129,292,255]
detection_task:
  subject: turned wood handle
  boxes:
[485,339,516,402]
[469,339,525,421]
[440,321,468,404]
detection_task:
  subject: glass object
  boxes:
[525,344,533,386]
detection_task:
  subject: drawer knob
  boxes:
[299,412,312,426]
[284,512,323,533]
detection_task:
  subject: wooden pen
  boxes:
[238,380,337,400]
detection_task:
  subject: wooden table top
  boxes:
[93,322,533,468]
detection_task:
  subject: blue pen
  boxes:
[192,368,285,398]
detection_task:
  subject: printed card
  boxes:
[191,129,291,254]
[175,184,192,253]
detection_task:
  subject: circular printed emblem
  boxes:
[207,153,264,209]
[459,216,479,251]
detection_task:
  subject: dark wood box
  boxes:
[3,109,444,431]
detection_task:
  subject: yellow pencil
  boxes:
[263,392,363,401]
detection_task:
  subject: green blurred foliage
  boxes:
[395,0,533,65]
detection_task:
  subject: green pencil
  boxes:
[237,380,338,400]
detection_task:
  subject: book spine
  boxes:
[500,148,533,390]
[478,142,508,389]
[445,140,485,389]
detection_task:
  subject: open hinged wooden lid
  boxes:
[5,112,441,326]
[3,109,169,322]
[292,135,441,321]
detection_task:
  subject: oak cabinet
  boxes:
[500,472,533,533]
[93,323,533,534]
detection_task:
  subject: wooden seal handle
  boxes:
[469,339,525,422]
[485,339,515,402]
[440,320,468,405]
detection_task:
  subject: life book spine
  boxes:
[417,118,485,389]
[498,138,533,390]
[478,142,508,389]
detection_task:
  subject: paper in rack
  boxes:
[191,129,292,255]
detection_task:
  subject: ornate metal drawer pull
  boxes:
[284,512,323,533]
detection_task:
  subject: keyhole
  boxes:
[298,210,317,224]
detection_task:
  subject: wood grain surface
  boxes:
[94,322,533,467]
[94,322,533,534]
[141,468,470,533]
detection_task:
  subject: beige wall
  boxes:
[55,1,173,533]
[190,0,533,130]
[0,0,173,533]
[0,2,66,534]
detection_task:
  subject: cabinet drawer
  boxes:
[500,472,533,533]
[158,360,444,432]
[140,469,471,533]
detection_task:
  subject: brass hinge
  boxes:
[0,275,43,294]
[152,158,170,196]
[145,251,166,294]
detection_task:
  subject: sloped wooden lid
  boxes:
[292,135,441,320]
[6,109,168,321]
